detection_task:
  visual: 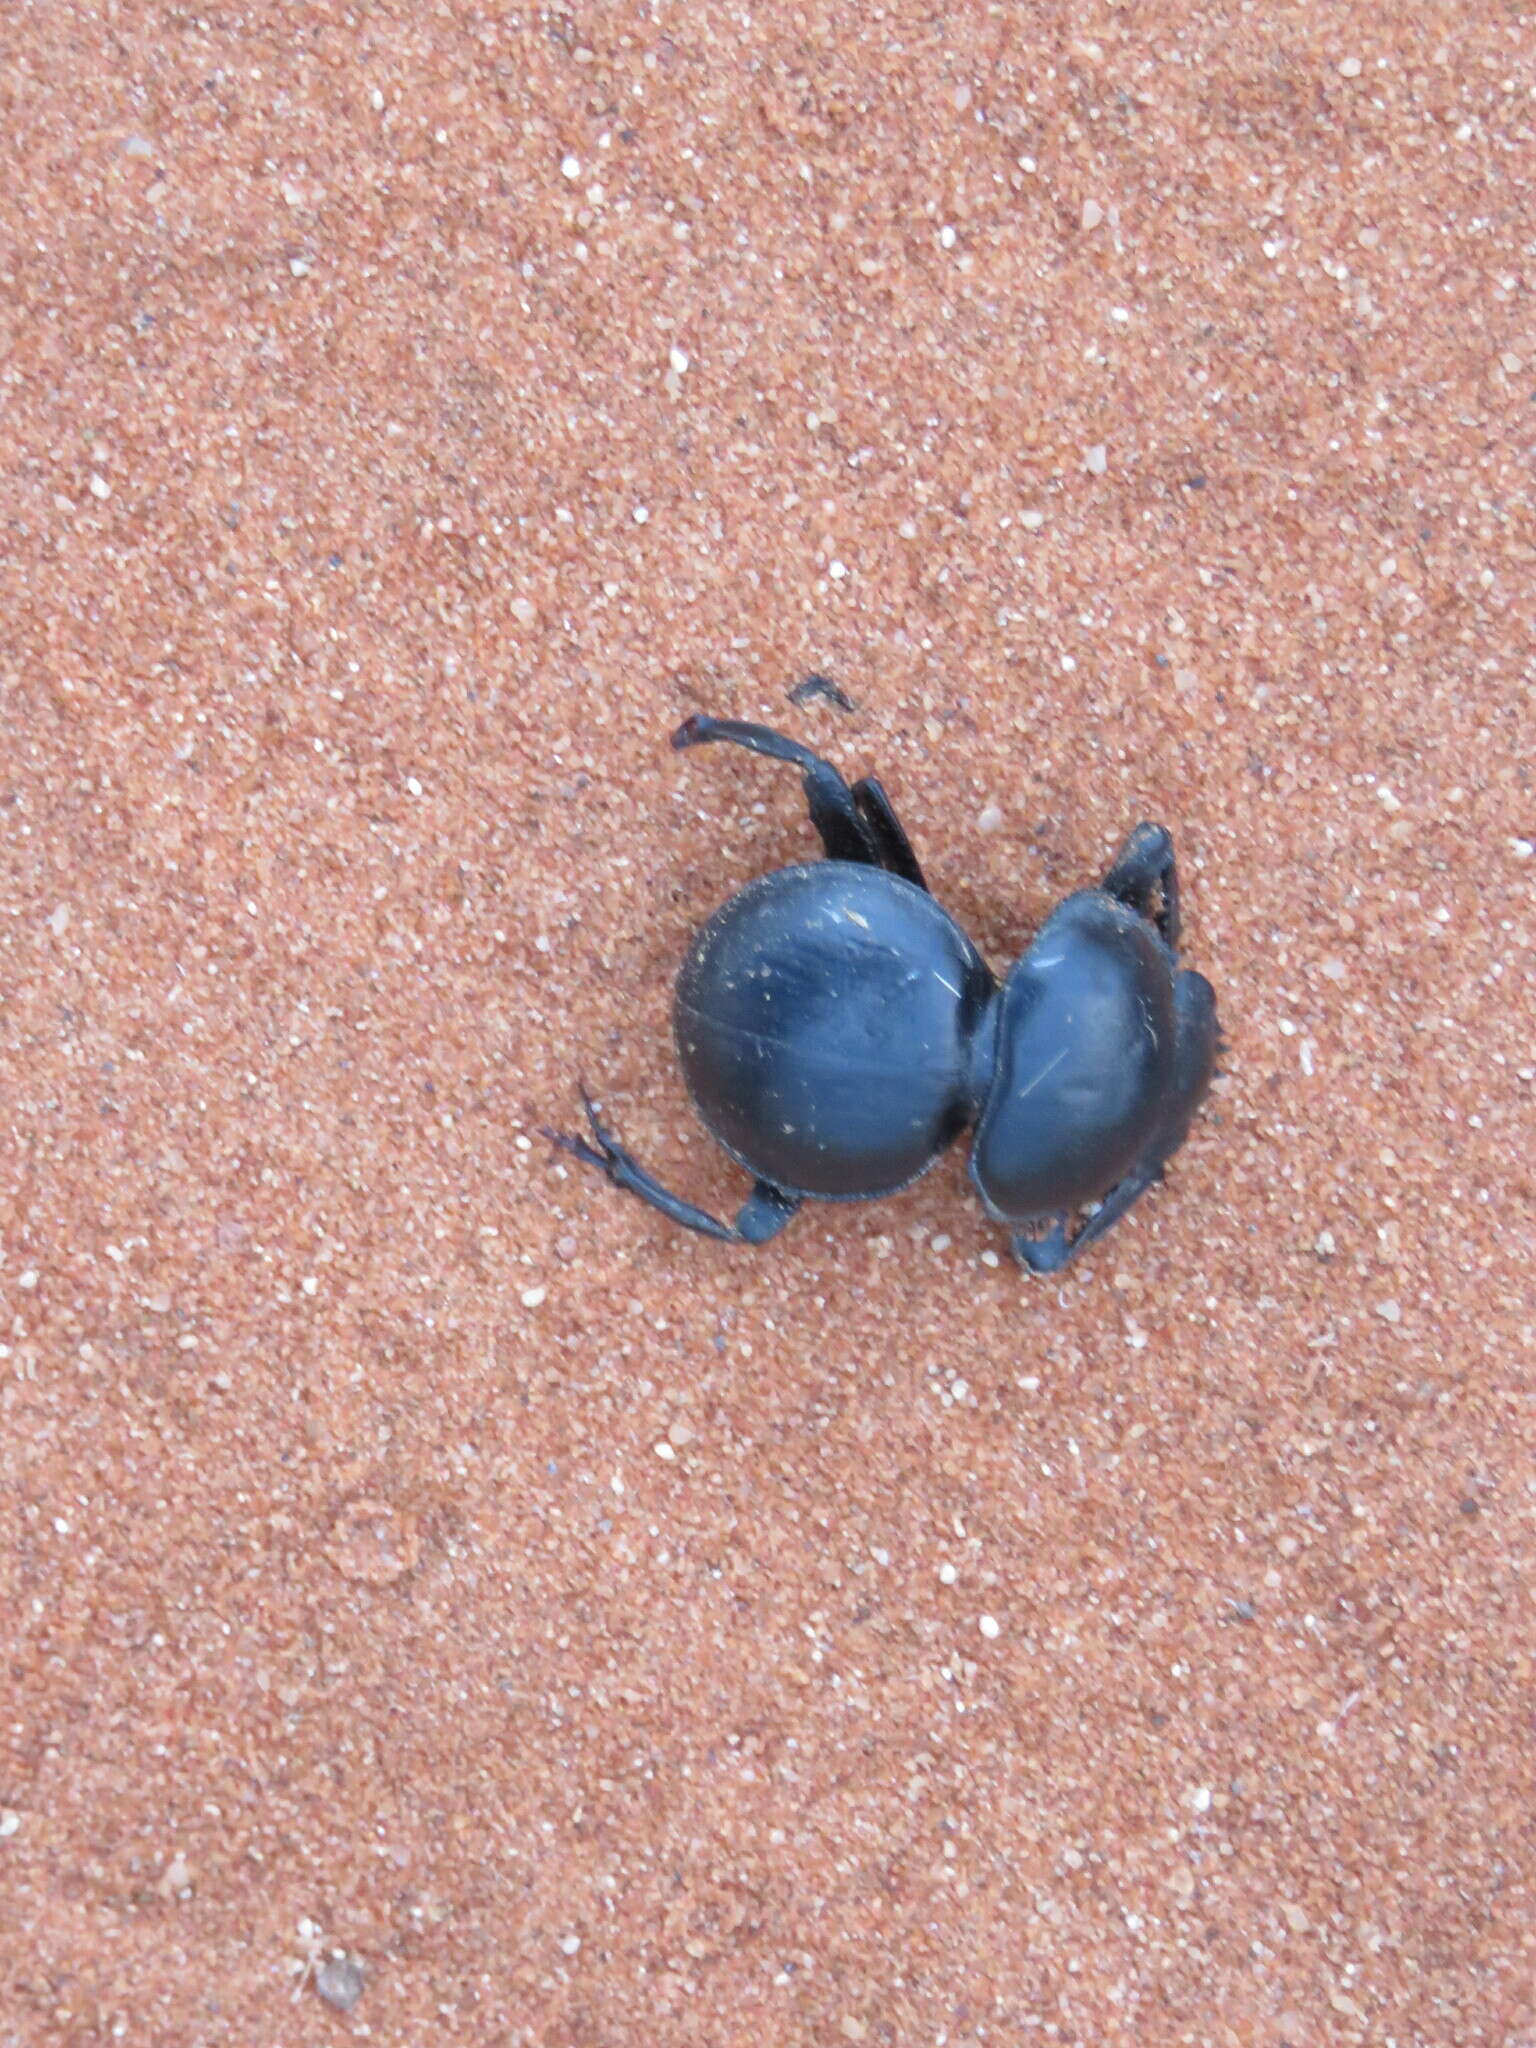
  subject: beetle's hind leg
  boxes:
[673,714,927,886]
[850,776,928,891]
[1101,822,1180,950]
[544,1087,802,1245]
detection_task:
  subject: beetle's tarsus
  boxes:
[548,1084,799,1246]
[788,673,857,714]
[671,713,710,750]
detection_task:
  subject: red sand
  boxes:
[3,4,1534,2042]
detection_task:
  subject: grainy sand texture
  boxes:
[3,4,1534,2043]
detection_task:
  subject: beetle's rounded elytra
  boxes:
[549,709,1220,1271]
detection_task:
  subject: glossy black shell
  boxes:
[967,892,1176,1220]
[674,862,994,1199]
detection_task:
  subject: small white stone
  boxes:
[520,1285,547,1309]
[1189,1785,1213,1813]
[288,255,311,277]
[1081,198,1104,231]
[979,1248,1000,1268]
[369,86,385,111]
[1020,509,1046,531]
[929,1232,952,1253]
[559,1933,582,1955]
[561,155,581,180]
[18,1269,38,1290]
[510,597,537,626]
[1500,351,1524,376]
[977,803,1004,833]
[301,1275,319,1296]
[1085,443,1108,475]
[405,775,423,796]
[89,473,111,500]
[654,1440,676,1460]
[1375,1299,1402,1325]
[0,1809,19,1838]
[632,505,649,524]
[1338,55,1363,78]
[1510,838,1533,860]
[939,1562,958,1585]
[668,345,690,375]
[979,1614,1001,1639]
[829,559,847,580]
[939,224,957,250]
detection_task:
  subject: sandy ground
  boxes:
[3,3,1534,2042]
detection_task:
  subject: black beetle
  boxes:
[549,712,1219,1271]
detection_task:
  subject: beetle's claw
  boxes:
[540,1125,609,1170]
[543,1084,624,1177]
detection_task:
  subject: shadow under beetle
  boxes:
[549,712,1220,1272]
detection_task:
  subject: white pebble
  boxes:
[1081,198,1104,231]
[979,1614,1001,1639]
[1020,509,1046,531]
[938,224,957,250]
[559,1933,582,1955]
[653,1440,676,1460]
[668,345,690,375]
[1510,839,1533,861]
[938,1562,958,1585]
[510,597,536,625]
[632,505,649,524]
[1085,443,1108,475]
[561,155,581,180]
[18,1269,38,1290]
[89,473,111,500]
[977,804,1004,833]
[929,1232,952,1253]
[521,1285,547,1309]
[288,256,312,278]
[979,1248,1000,1268]
[48,904,70,936]
[0,1809,19,1838]
[1374,1299,1402,1325]
[1338,55,1363,78]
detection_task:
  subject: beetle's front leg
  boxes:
[1102,822,1180,950]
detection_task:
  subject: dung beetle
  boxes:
[549,713,1219,1271]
